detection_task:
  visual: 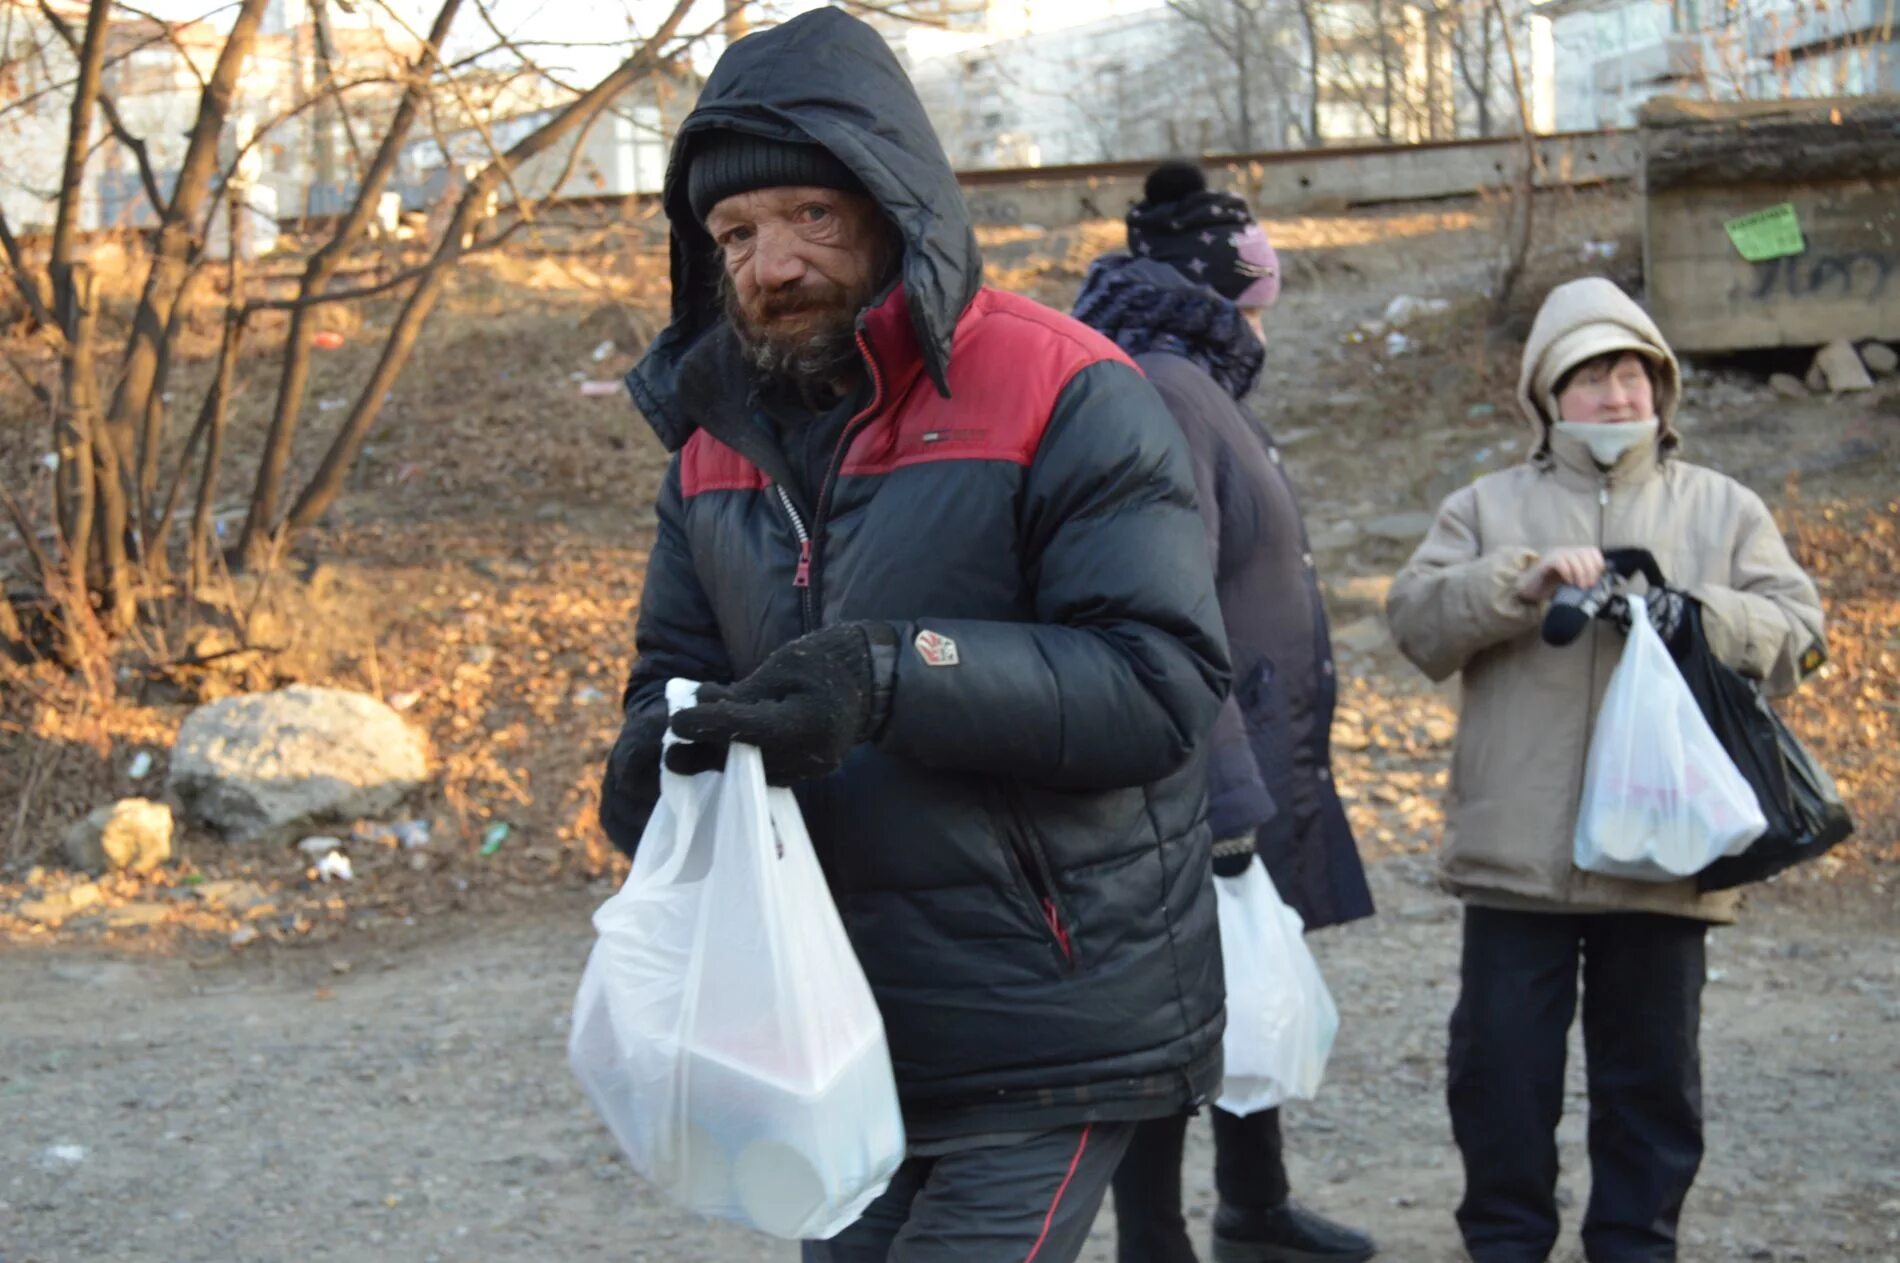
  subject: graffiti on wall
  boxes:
[1746,250,1897,305]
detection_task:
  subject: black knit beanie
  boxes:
[687,130,867,223]
[1126,161,1274,305]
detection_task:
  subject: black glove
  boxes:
[668,623,895,785]
[1608,587,1691,654]
[613,705,670,779]
[1211,834,1256,879]
[602,692,742,824]
[600,705,678,853]
[610,699,729,782]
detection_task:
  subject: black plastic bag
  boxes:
[1677,602,1853,892]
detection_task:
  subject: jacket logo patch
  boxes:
[919,427,984,447]
[915,629,960,667]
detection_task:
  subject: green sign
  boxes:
[1724,203,1806,263]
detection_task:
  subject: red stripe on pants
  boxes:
[1022,1123,1092,1262]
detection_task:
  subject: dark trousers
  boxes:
[1111,1108,1289,1263]
[1449,905,1707,1263]
[802,1122,1133,1263]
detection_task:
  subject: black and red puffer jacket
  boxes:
[602,7,1229,1143]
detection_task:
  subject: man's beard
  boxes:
[719,243,899,401]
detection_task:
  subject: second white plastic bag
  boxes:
[568,680,905,1240]
[1213,854,1339,1116]
[1573,595,1767,882]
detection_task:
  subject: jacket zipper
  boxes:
[1571,471,1612,891]
[992,787,1078,969]
[779,328,887,633]
[775,484,816,631]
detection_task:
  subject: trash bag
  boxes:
[1574,595,1767,882]
[1213,855,1339,1116]
[1675,603,1854,892]
[569,680,904,1240]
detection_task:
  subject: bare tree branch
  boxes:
[0,203,57,331]
[49,261,101,613]
[464,0,592,99]
[1445,0,1500,136]
[49,0,110,269]
[145,304,238,562]
[242,248,422,311]
[133,250,219,546]
[410,0,549,215]
[0,9,226,126]
[199,71,408,245]
[1295,0,1320,144]
[310,0,372,183]
[111,0,231,90]
[102,0,269,469]
[148,201,244,576]
[835,0,951,27]
[1488,0,1537,321]
[0,477,60,600]
[37,0,165,218]
[284,0,700,534]
[235,0,466,562]
[3,346,53,407]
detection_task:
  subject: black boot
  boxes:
[1210,1200,1377,1263]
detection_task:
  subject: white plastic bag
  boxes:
[568,680,904,1240]
[1213,855,1340,1115]
[1574,595,1767,882]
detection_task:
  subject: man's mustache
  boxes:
[753,284,852,321]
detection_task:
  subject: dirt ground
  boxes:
[4,187,1899,1260]
[4,860,1896,1263]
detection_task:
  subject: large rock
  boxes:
[62,799,174,874]
[1364,511,1437,543]
[1861,342,1899,376]
[1814,340,1874,393]
[1769,372,1809,399]
[168,686,429,843]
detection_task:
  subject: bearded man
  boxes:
[600,12,1232,1259]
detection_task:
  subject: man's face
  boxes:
[706,185,895,394]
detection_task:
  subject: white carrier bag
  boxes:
[1213,854,1340,1115]
[568,680,905,1239]
[1573,595,1767,881]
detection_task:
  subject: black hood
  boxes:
[626,8,981,452]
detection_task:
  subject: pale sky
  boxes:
[142,0,1163,82]
[466,0,1164,77]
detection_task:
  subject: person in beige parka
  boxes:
[1386,277,1825,1263]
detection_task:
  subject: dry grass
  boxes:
[1781,498,1900,867]
[1,188,1891,950]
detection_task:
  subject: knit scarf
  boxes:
[1072,256,1265,400]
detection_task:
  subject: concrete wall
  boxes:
[1641,98,1900,351]
[1647,179,1900,351]
[955,130,1637,227]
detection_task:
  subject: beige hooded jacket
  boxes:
[1385,279,1826,922]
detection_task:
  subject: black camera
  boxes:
[1540,548,1666,646]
